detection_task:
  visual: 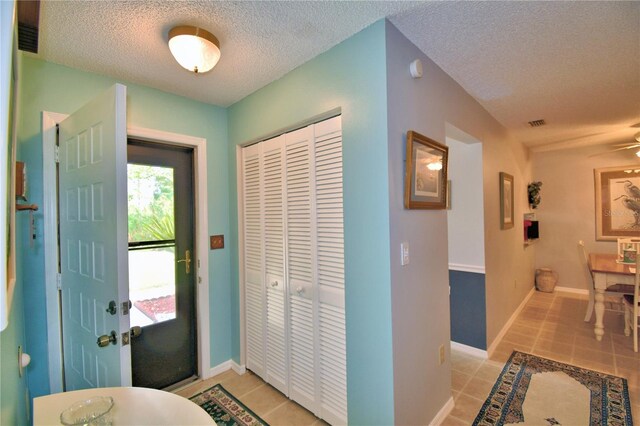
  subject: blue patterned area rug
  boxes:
[473,351,633,426]
[190,384,269,426]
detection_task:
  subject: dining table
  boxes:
[33,386,216,425]
[588,252,635,341]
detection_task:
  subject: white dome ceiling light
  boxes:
[168,25,220,74]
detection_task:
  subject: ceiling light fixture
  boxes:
[168,25,220,74]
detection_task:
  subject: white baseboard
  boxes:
[429,396,455,426]
[231,360,246,375]
[209,360,232,378]
[450,341,488,359]
[554,286,589,296]
[487,287,535,357]
[208,360,247,378]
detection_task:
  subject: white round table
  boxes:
[33,387,216,425]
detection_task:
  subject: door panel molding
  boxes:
[43,117,211,392]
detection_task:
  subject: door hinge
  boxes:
[54,145,60,163]
[56,273,62,290]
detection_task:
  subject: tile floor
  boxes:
[175,368,326,425]
[443,290,639,425]
[175,290,639,425]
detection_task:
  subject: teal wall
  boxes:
[228,20,394,424]
[16,55,231,401]
[1,1,29,424]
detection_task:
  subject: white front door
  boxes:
[59,84,131,390]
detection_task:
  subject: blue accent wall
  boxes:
[450,270,487,350]
[228,20,394,425]
[16,56,230,400]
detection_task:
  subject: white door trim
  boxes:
[43,113,212,392]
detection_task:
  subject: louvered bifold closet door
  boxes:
[262,135,289,395]
[314,116,347,425]
[284,126,317,413]
[242,144,265,377]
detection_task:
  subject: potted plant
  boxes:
[528,181,542,209]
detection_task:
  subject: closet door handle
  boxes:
[296,286,304,295]
[270,281,278,288]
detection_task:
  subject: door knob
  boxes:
[177,249,191,274]
[97,331,118,348]
[270,281,278,288]
[130,326,142,339]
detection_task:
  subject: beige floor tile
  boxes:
[448,394,484,423]
[573,359,617,375]
[502,330,537,346]
[616,355,640,371]
[507,322,540,335]
[632,404,640,422]
[534,338,573,357]
[537,328,576,344]
[530,348,573,364]
[619,368,640,388]
[451,356,483,375]
[263,400,318,426]
[572,347,615,365]
[489,349,513,363]
[220,371,266,398]
[461,376,494,400]
[473,362,504,383]
[627,387,640,406]
[240,384,289,417]
[440,414,470,425]
[494,340,533,354]
[574,334,614,353]
[451,369,472,391]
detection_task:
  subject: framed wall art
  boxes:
[594,166,640,241]
[404,130,449,209]
[500,172,514,230]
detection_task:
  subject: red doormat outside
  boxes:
[133,295,175,322]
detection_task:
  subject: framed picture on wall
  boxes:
[500,172,514,229]
[594,166,640,241]
[404,130,449,209]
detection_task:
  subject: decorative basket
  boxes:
[535,268,557,293]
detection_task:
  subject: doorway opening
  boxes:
[42,110,211,393]
[128,140,197,390]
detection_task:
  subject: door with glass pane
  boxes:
[127,140,197,389]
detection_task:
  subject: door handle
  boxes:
[97,331,118,348]
[177,249,191,274]
[130,326,142,339]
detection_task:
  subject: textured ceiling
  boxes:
[37,1,640,150]
[389,1,640,150]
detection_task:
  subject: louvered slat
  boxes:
[285,127,316,412]
[314,117,347,425]
[243,146,264,376]
[263,136,288,394]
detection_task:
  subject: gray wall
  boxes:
[447,137,485,268]
[532,144,635,289]
[385,21,535,423]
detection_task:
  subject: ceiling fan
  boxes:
[589,132,640,157]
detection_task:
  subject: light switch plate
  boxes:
[401,242,409,266]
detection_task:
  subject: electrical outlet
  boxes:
[439,344,445,365]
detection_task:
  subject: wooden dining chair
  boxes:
[578,240,632,321]
[623,253,640,352]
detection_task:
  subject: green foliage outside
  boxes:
[128,164,175,242]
